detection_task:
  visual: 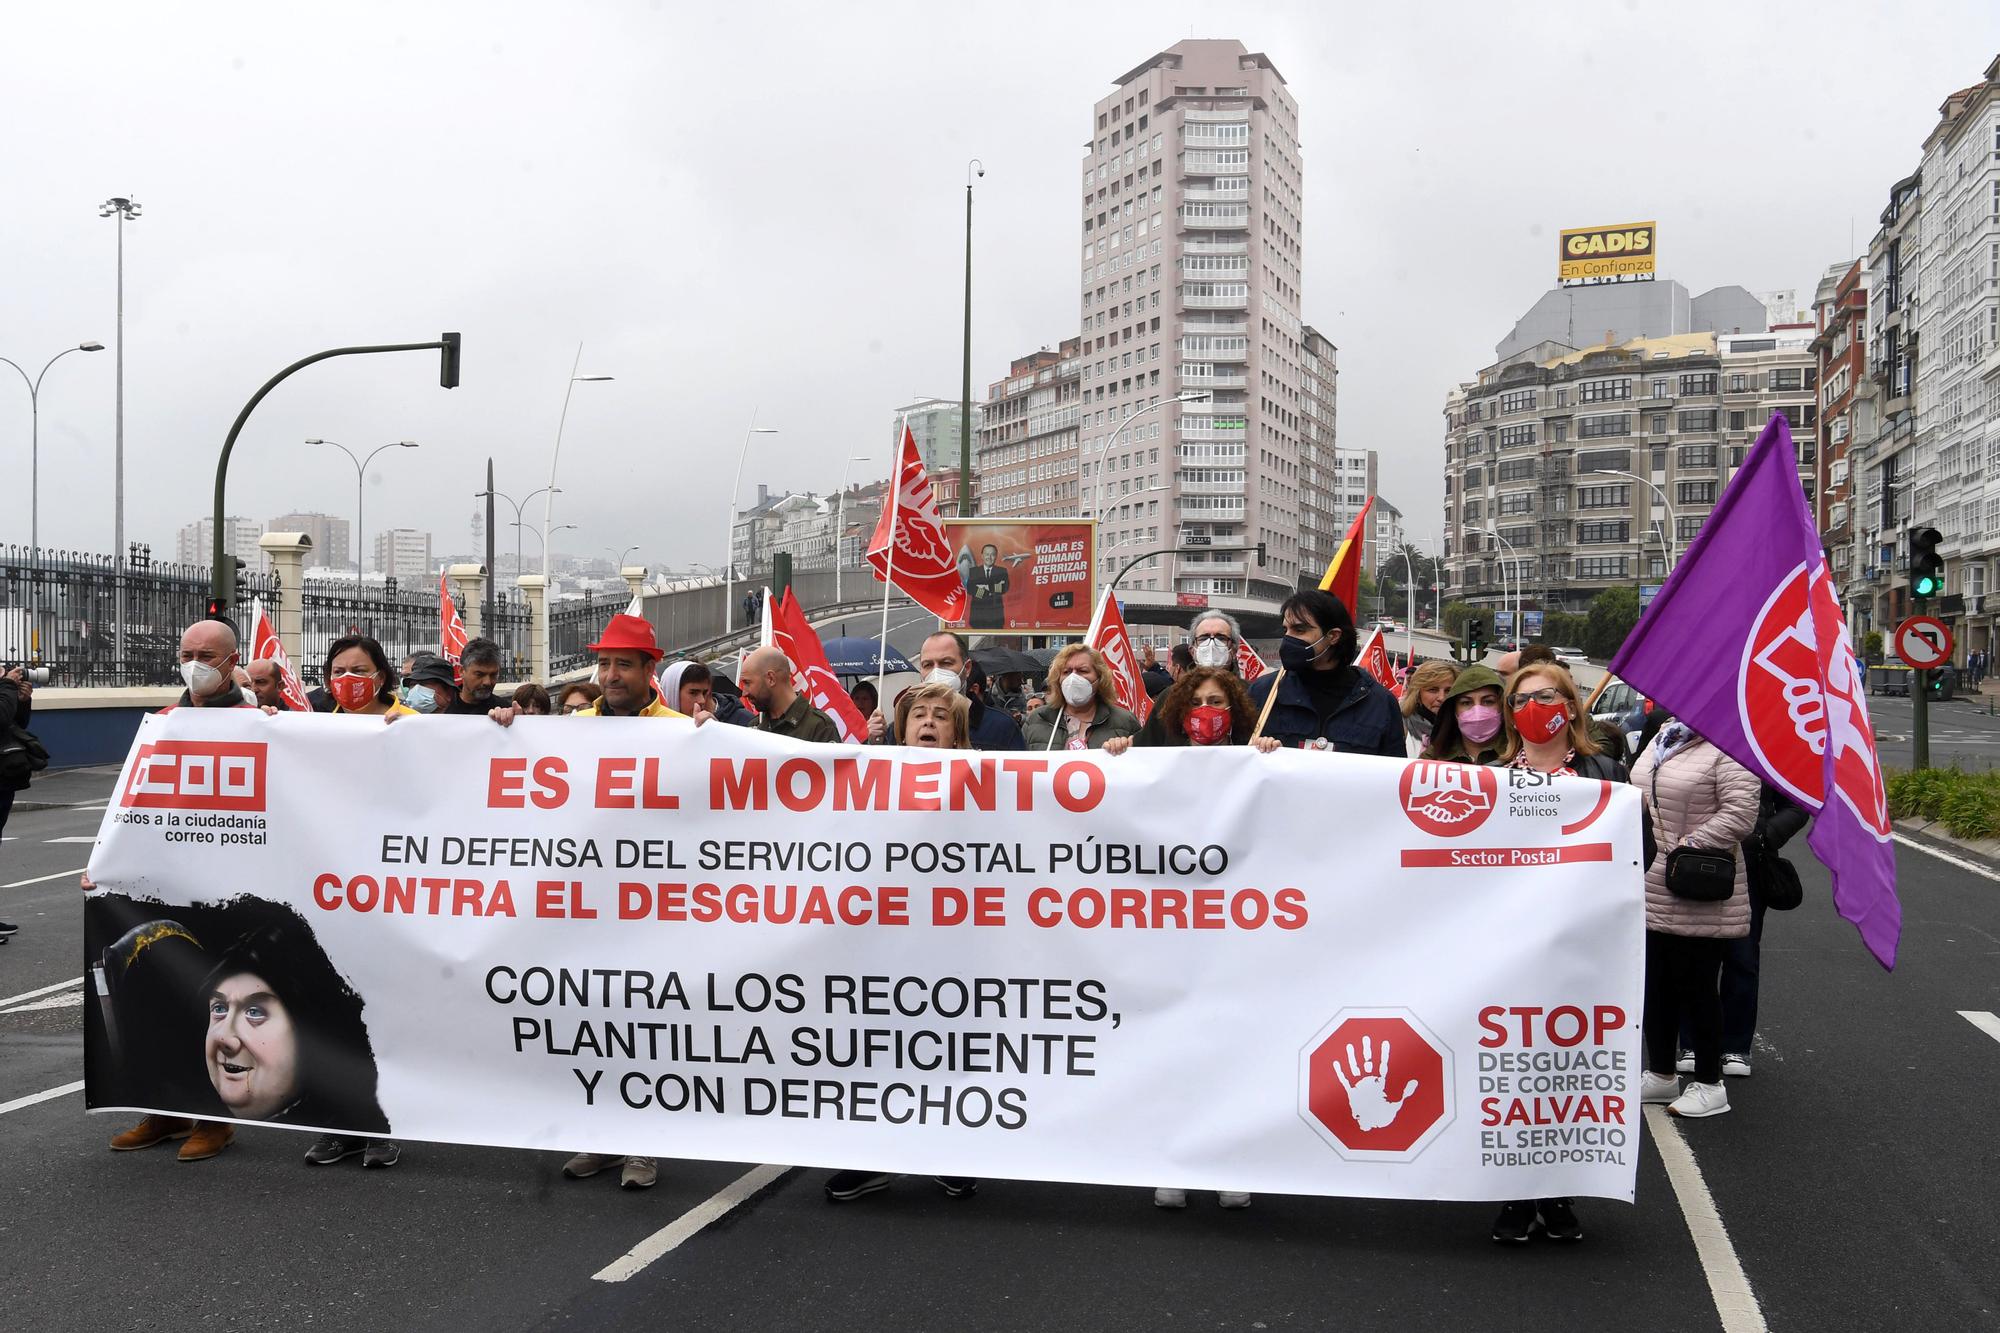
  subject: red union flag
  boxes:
[439,572,468,678]
[1357,629,1400,696]
[1086,588,1151,725]
[771,588,867,742]
[247,598,311,713]
[867,424,969,621]
[1610,412,1898,969]
[1237,639,1268,681]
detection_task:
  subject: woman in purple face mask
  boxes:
[1420,663,1509,765]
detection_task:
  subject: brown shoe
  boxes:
[177,1121,235,1161]
[109,1115,193,1151]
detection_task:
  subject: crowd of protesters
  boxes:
[50,586,1800,1246]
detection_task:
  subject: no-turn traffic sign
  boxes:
[1895,616,1953,671]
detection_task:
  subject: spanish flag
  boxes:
[1316,496,1374,617]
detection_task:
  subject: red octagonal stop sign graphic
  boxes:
[1300,1009,1454,1160]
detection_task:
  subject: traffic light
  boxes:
[208,553,240,619]
[439,331,462,389]
[1467,618,1485,654]
[1910,526,1943,601]
[1255,540,1268,567]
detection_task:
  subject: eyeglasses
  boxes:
[561,703,588,714]
[1509,688,1564,709]
[1193,633,1233,646]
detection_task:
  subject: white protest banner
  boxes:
[85,710,1643,1202]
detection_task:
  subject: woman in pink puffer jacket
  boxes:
[1629,720,1760,1121]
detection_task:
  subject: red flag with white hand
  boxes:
[1086,587,1152,725]
[1236,638,1268,682]
[439,572,468,681]
[247,597,311,713]
[1357,628,1401,697]
[771,587,867,741]
[866,423,970,621]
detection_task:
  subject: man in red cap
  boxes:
[493,614,684,726]
[571,614,683,718]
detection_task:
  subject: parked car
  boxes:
[1549,646,1588,666]
[1589,676,1647,753]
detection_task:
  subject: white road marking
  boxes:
[1891,833,2000,884]
[1959,1010,2000,1045]
[44,836,96,844]
[1,989,82,1014]
[2,866,88,890]
[0,1080,84,1117]
[1646,1106,1767,1333]
[0,977,83,1008]
[592,1163,792,1282]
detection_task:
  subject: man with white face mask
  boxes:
[865,631,1024,750]
[98,616,257,1164]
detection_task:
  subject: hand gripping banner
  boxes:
[87,710,1643,1202]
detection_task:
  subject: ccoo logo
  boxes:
[1398,761,1498,838]
[120,741,268,812]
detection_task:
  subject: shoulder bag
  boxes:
[1650,758,1735,901]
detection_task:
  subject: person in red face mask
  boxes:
[1101,667,1280,755]
[321,636,417,719]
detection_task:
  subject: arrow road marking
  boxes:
[1960,1011,2000,1046]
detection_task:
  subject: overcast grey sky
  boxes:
[4,1,1996,568]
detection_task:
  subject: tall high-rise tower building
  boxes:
[1080,40,1305,611]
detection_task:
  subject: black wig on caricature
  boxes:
[197,917,390,1134]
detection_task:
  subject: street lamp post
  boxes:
[1585,467,1680,571]
[542,344,614,585]
[835,454,870,604]
[1087,393,1211,589]
[100,195,140,668]
[307,439,419,586]
[960,158,985,517]
[1,341,103,553]
[520,522,577,559]
[478,485,559,585]
[724,417,781,634]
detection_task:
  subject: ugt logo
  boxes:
[1739,560,1889,838]
[120,741,268,812]
[1398,761,1498,838]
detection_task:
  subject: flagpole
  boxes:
[1249,667,1285,741]
[876,416,907,710]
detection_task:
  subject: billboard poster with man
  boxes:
[938,519,1096,636]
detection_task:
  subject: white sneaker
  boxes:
[1722,1052,1753,1078]
[1152,1187,1187,1209]
[1640,1071,1680,1104]
[1668,1080,1730,1119]
[1217,1191,1252,1209]
[1675,1048,1695,1074]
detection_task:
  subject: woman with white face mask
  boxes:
[1021,645,1142,750]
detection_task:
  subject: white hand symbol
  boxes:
[1332,1035,1420,1131]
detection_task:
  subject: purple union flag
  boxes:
[1610,413,1900,969]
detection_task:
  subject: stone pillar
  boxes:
[517,575,549,681]
[257,532,312,667]
[620,565,648,614]
[449,563,487,638]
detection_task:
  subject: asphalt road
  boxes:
[2,768,1996,1331]
[1864,692,2000,771]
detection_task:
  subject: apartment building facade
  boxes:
[370,528,433,586]
[973,339,1084,518]
[175,516,262,571]
[1079,38,1306,611]
[1442,330,1818,615]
